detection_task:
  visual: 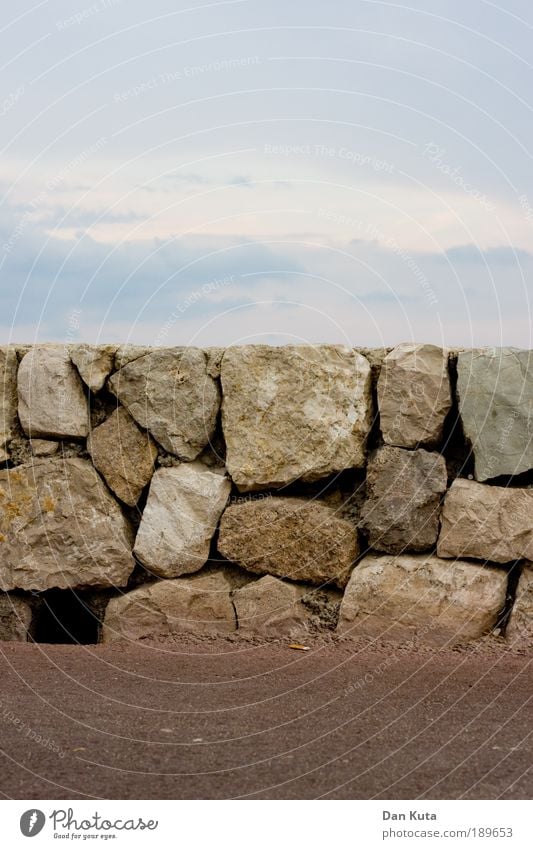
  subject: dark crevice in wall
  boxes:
[498,561,523,635]
[441,353,474,482]
[31,589,109,644]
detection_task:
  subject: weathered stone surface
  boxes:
[0,458,134,591]
[233,576,310,636]
[221,345,372,490]
[134,463,231,578]
[457,348,533,481]
[102,570,236,642]
[114,345,153,371]
[338,553,507,644]
[506,565,533,644]
[377,343,451,448]
[437,478,533,563]
[18,347,89,439]
[30,439,59,457]
[0,348,18,462]
[69,344,117,393]
[218,496,358,586]
[0,594,33,641]
[88,407,157,506]
[360,446,447,553]
[108,348,220,459]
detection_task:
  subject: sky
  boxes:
[1,0,532,348]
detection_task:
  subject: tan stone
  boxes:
[30,439,59,457]
[18,347,89,439]
[506,565,533,644]
[0,347,18,462]
[69,344,117,393]
[221,345,372,490]
[377,343,452,448]
[88,407,157,506]
[0,458,135,591]
[233,576,310,636]
[108,348,220,459]
[218,496,358,586]
[101,570,236,642]
[0,594,33,641]
[437,478,533,563]
[338,553,507,644]
[360,446,447,553]
[134,463,231,578]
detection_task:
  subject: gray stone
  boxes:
[134,463,231,578]
[101,570,236,642]
[233,575,310,637]
[88,407,157,506]
[378,343,452,448]
[506,565,533,645]
[69,344,117,393]
[108,348,220,459]
[221,345,372,490]
[0,594,33,641]
[0,347,18,462]
[360,446,447,553]
[338,553,507,645]
[218,496,358,587]
[437,478,533,563]
[457,348,533,481]
[18,347,89,439]
[0,458,135,591]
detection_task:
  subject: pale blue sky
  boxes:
[1,0,532,347]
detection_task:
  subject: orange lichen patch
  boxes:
[41,495,56,512]
[0,533,4,542]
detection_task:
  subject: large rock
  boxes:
[102,571,236,642]
[221,345,372,490]
[437,478,533,563]
[0,347,18,462]
[69,344,117,393]
[218,496,358,586]
[457,348,533,481]
[0,458,134,591]
[88,407,157,506]
[506,565,533,644]
[0,594,33,641]
[108,348,220,459]
[233,575,310,636]
[134,463,231,578]
[338,553,507,644]
[360,446,447,553]
[18,347,89,439]
[377,343,451,448]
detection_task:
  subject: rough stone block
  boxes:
[221,345,372,490]
[18,347,89,439]
[337,553,507,644]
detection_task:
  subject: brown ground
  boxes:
[0,635,531,799]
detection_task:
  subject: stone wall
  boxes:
[0,342,532,647]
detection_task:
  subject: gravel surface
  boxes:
[0,635,531,799]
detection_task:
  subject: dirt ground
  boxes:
[0,635,531,800]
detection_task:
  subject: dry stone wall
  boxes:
[0,342,531,648]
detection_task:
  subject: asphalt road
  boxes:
[0,636,531,799]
